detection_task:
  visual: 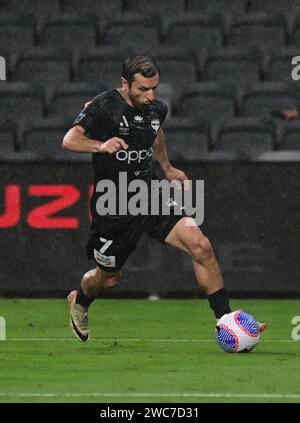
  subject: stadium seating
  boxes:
[38,15,99,51]
[124,0,186,17]
[202,48,263,86]
[0,0,299,163]
[12,48,72,88]
[279,121,300,150]
[102,15,161,53]
[19,118,89,160]
[288,14,300,47]
[74,48,129,87]
[150,48,199,88]
[0,120,17,153]
[226,13,287,51]
[0,15,35,53]
[240,83,297,118]
[2,0,61,17]
[164,119,210,160]
[175,82,239,123]
[187,0,248,14]
[46,83,107,123]
[163,14,225,51]
[247,0,300,14]
[0,82,44,123]
[19,118,66,155]
[213,118,277,158]
[61,0,123,19]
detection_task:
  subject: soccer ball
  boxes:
[216,310,260,353]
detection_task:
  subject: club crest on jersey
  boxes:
[151,119,160,133]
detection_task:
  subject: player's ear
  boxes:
[121,77,129,91]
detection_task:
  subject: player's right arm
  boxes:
[63,125,128,154]
[63,96,128,153]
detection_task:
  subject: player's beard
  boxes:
[128,90,148,109]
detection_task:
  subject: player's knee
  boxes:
[103,271,122,289]
[190,236,213,263]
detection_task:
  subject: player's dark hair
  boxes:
[122,54,160,85]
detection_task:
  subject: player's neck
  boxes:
[117,88,135,108]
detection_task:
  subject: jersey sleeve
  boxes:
[72,96,110,139]
[160,101,168,125]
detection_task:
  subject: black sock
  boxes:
[75,286,95,308]
[208,287,231,319]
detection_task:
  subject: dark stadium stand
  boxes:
[0,15,35,52]
[202,48,263,86]
[212,118,277,158]
[61,0,123,19]
[164,118,210,160]
[175,82,239,122]
[162,14,225,51]
[102,15,161,53]
[2,0,61,16]
[0,82,44,123]
[13,48,72,88]
[240,82,298,118]
[38,15,100,50]
[247,0,300,14]
[19,117,90,160]
[74,48,130,87]
[280,121,300,150]
[19,117,67,153]
[187,0,248,14]
[124,0,186,17]
[226,13,287,51]
[45,82,107,123]
[0,120,17,153]
[0,0,299,160]
[148,47,199,88]
[288,14,300,47]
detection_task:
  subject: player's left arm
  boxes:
[153,128,188,183]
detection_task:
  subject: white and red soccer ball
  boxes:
[216,310,260,353]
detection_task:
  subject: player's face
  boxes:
[127,73,160,108]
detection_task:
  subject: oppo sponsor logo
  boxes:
[116,147,153,164]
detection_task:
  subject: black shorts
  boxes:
[87,210,186,272]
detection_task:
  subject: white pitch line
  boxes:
[4,338,298,343]
[0,392,299,399]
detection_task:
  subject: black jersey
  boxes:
[73,89,168,182]
[73,88,168,220]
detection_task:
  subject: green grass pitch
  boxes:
[0,298,299,403]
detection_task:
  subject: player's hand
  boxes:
[98,137,128,154]
[165,166,189,189]
[281,109,299,120]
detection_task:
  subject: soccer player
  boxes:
[63,54,266,342]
